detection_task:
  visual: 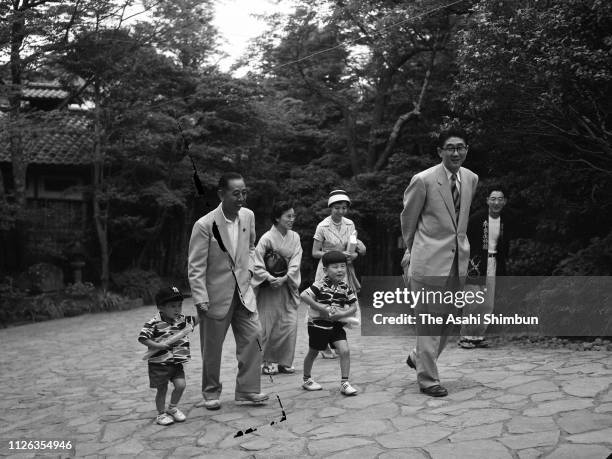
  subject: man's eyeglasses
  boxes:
[441,146,468,154]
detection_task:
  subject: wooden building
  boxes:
[0,81,93,270]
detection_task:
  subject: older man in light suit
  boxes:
[401,128,478,397]
[188,172,268,410]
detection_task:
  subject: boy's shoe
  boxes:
[167,407,186,422]
[302,378,322,391]
[341,381,358,396]
[156,413,175,426]
[458,338,476,349]
[262,363,279,375]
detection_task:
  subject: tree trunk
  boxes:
[366,69,392,171]
[8,6,28,268]
[92,81,110,289]
[374,50,436,172]
[298,69,362,175]
[0,163,6,203]
[136,208,169,269]
[342,106,361,175]
[9,7,27,212]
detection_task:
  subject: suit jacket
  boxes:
[401,163,478,286]
[466,209,513,284]
[188,204,256,320]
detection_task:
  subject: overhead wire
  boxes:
[3,0,467,123]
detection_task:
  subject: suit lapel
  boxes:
[436,164,457,227]
[214,205,236,266]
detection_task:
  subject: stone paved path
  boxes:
[1,300,611,458]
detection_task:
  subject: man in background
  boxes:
[460,185,512,349]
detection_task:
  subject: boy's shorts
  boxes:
[148,362,185,388]
[307,319,346,351]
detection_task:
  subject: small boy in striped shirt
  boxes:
[300,251,359,396]
[139,286,199,425]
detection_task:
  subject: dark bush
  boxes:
[111,269,161,304]
[0,284,142,327]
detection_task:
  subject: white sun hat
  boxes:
[328,189,351,207]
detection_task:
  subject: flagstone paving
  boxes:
[1,300,611,458]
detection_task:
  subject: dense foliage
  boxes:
[1,0,610,288]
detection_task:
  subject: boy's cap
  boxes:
[322,250,347,267]
[155,286,183,306]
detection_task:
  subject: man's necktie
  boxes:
[451,173,460,220]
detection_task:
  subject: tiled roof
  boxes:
[0,111,93,165]
[1,81,71,100]
[22,87,69,99]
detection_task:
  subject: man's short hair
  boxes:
[437,127,468,148]
[487,184,507,198]
[218,172,244,191]
[322,250,347,267]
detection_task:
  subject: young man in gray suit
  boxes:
[188,172,268,410]
[401,128,478,397]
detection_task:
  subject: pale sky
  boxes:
[213,0,295,74]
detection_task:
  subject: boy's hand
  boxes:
[318,304,332,319]
[328,305,345,321]
[328,310,340,321]
[147,341,170,351]
[269,277,282,289]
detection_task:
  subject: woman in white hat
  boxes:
[312,190,366,358]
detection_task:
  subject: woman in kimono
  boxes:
[312,189,366,359]
[252,202,303,375]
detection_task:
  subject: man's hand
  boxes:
[196,302,209,314]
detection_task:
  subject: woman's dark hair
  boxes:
[437,127,468,148]
[218,172,244,190]
[272,201,294,224]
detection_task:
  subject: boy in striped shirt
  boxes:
[300,251,359,395]
[139,286,199,425]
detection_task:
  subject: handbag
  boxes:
[261,249,288,286]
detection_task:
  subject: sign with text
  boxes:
[358,276,612,336]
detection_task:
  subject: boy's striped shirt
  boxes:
[138,313,196,364]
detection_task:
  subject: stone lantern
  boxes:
[66,242,86,284]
